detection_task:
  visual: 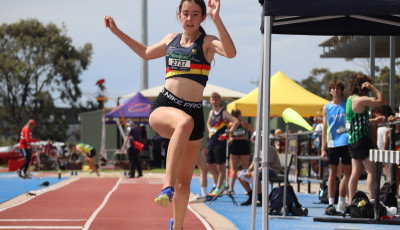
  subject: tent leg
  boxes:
[250,36,265,230]
[282,124,289,217]
[261,15,273,230]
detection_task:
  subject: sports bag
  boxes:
[318,177,339,204]
[379,182,398,209]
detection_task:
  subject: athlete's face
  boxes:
[329,86,343,97]
[178,1,206,33]
[210,96,221,108]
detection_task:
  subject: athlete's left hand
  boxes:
[207,0,220,20]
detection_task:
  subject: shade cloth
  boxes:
[227,71,329,117]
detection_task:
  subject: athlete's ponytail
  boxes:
[199,26,206,35]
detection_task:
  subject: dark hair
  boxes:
[230,109,242,118]
[348,73,373,96]
[328,79,345,96]
[69,144,76,150]
[373,105,395,117]
[177,0,207,35]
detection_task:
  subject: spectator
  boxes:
[346,73,386,202]
[237,144,281,206]
[206,92,239,197]
[274,129,285,153]
[17,119,37,179]
[228,109,255,194]
[321,80,352,215]
[150,132,164,168]
[121,120,143,178]
[43,139,53,158]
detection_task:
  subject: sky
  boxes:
[1,0,368,107]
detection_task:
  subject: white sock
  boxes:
[387,207,397,217]
[338,197,345,204]
[201,187,207,197]
[329,198,335,205]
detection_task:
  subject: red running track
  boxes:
[0,177,208,230]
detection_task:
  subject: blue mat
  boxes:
[190,178,399,230]
[0,172,69,204]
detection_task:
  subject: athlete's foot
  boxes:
[154,186,174,207]
[168,219,174,230]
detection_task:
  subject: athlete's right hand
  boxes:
[321,150,328,162]
[104,15,119,33]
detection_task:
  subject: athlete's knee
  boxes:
[176,180,191,193]
[176,116,194,133]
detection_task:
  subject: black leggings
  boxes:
[128,147,142,177]
[20,148,32,174]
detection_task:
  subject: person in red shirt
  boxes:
[18,119,37,179]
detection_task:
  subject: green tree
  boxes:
[300,68,361,100]
[0,19,93,142]
[301,67,400,110]
[374,66,400,110]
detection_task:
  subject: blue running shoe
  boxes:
[168,219,174,230]
[155,186,174,207]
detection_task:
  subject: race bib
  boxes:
[210,127,216,134]
[168,53,191,71]
[233,128,246,137]
[336,126,347,134]
[345,121,351,130]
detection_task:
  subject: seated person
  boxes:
[274,129,285,153]
[237,144,281,206]
[383,122,400,195]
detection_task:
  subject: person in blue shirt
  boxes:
[321,80,351,215]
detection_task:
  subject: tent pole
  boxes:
[261,15,272,230]
[282,124,289,216]
[369,36,375,80]
[389,36,396,109]
[100,88,106,159]
[250,36,265,230]
[115,118,127,140]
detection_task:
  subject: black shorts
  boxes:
[348,136,374,160]
[87,148,96,158]
[327,145,351,165]
[206,144,226,164]
[229,139,250,156]
[150,87,204,141]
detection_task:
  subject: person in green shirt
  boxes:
[70,143,100,176]
[346,73,386,203]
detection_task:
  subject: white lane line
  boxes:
[82,177,122,230]
[187,204,213,230]
[0,219,86,221]
[0,226,82,229]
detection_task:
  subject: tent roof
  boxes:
[319,36,400,58]
[260,0,400,35]
[227,71,329,117]
[121,83,246,101]
[106,92,151,123]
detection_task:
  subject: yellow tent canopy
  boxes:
[227,71,329,117]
